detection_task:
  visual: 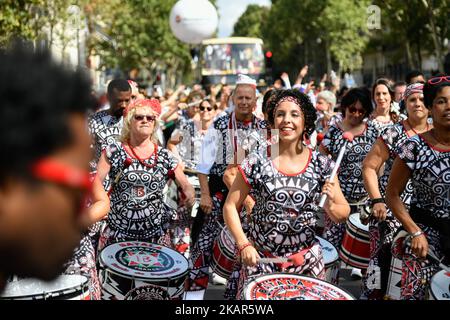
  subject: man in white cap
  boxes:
[185,74,268,300]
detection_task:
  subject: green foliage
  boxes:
[232,4,270,38]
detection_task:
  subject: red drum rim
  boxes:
[429,270,450,300]
[0,275,89,300]
[99,241,190,281]
[243,273,355,300]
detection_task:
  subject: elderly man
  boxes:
[0,45,99,291]
[185,75,267,300]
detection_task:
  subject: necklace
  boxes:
[431,130,450,147]
[127,141,158,168]
[406,119,429,136]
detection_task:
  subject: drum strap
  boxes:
[410,205,450,264]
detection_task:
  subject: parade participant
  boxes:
[386,75,450,300]
[361,83,431,299]
[185,74,267,300]
[315,90,338,133]
[88,79,132,172]
[95,99,195,251]
[166,99,216,257]
[0,44,98,291]
[223,89,350,299]
[369,78,400,134]
[319,87,377,278]
[405,70,426,85]
[394,82,407,103]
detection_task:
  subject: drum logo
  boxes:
[124,285,169,300]
[117,247,174,272]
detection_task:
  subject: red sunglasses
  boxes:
[427,76,450,85]
[31,158,92,194]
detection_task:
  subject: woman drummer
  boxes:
[361,83,431,299]
[223,89,350,298]
[386,75,450,300]
[94,98,195,251]
[369,78,402,134]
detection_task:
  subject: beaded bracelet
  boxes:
[237,242,253,255]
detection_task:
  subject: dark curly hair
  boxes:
[0,44,96,183]
[423,74,450,109]
[267,89,317,136]
[341,87,373,118]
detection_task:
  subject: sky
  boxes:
[216,0,271,37]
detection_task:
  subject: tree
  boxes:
[232,4,270,38]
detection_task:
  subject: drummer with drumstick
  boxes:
[386,75,450,300]
[94,98,195,252]
[319,87,378,280]
[223,89,350,299]
[362,83,431,300]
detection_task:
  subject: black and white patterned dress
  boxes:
[235,149,334,298]
[98,142,178,251]
[394,134,449,300]
[187,113,267,292]
[321,122,379,247]
[361,121,414,299]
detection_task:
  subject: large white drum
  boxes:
[428,270,450,300]
[317,236,339,284]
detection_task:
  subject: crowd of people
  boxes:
[0,45,448,301]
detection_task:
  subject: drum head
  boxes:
[0,274,88,300]
[430,270,450,300]
[243,273,354,300]
[348,213,369,231]
[100,241,189,280]
[316,236,338,266]
[220,227,235,251]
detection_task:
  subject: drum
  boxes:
[99,241,190,300]
[385,230,408,300]
[210,226,236,280]
[163,179,178,211]
[0,275,90,300]
[242,273,355,300]
[317,236,339,284]
[340,213,370,269]
[428,270,450,300]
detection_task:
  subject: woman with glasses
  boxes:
[223,89,349,298]
[166,99,216,258]
[319,87,378,279]
[370,78,402,135]
[386,75,450,300]
[361,83,431,299]
[94,99,195,252]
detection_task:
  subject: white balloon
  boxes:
[169,0,218,44]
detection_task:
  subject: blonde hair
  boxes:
[120,104,160,144]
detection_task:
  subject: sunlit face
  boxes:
[394,85,406,102]
[274,100,305,144]
[374,84,392,110]
[316,98,331,112]
[130,107,156,138]
[109,89,131,118]
[344,101,366,126]
[199,101,214,122]
[430,86,450,128]
[405,92,427,121]
[233,85,256,119]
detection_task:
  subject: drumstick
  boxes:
[318,131,354,208]
[427,250,450,273]
[259,253,304,267]
[108,158,132,196]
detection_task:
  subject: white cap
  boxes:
[236,74,257,87]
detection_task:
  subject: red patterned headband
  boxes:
[124,98,161,117]
[275,96,302,109]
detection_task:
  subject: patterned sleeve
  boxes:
[321,125,337,152]
[104,142,121,162]
[164,148,179,171]
[316,152,335,187]
[238,151,261,190]
[396,136,420,171]
[379,125,398,155]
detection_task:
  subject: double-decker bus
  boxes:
[200,37,266,85]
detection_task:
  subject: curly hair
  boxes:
[423,74,450,109]
[0,44,95,183]
[266,89,317,136]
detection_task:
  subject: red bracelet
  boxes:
[237,242,253,255]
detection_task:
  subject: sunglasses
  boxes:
[427,76,450,85]
[348,106,365,116]
[31,158,93,215]
[134,114,156,122]
[199,106,213,112]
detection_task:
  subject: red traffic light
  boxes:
[265,51,273,58]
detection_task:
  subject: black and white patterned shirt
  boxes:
[88,110,123,171]
[171,119,205,171]
[397,135,450,220]
[106,142,178,239]
[239,149,334,255]
[321,122,379,203]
